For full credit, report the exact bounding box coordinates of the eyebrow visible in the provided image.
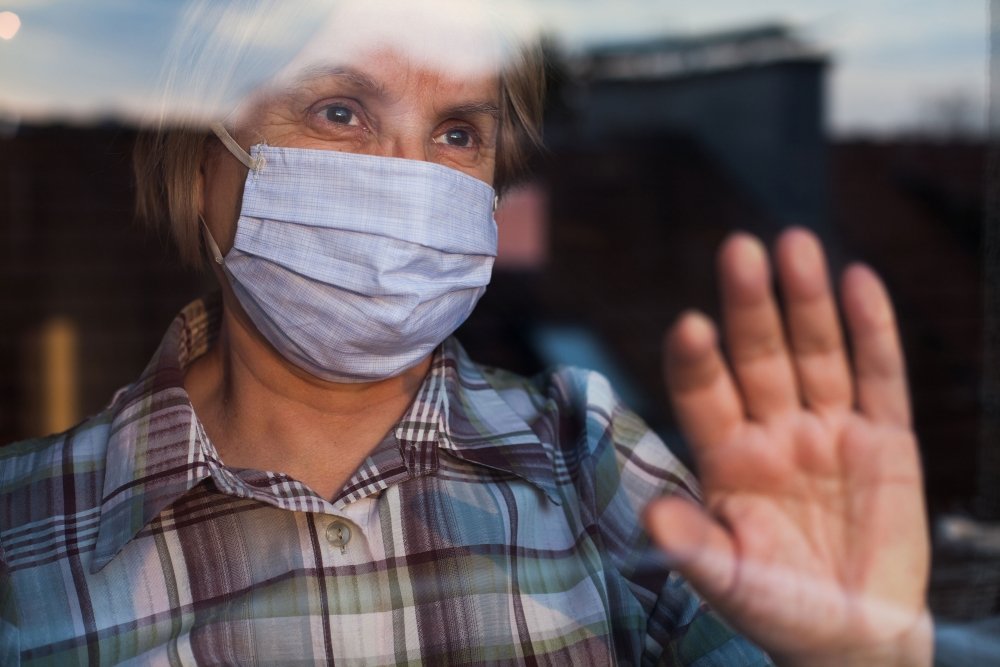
[293,65,388,97]
[442,101,501,121]
[290,64,500,121]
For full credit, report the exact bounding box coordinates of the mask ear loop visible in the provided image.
[199,215,225,266]
[210,122,266,172]
[201,122,260,266]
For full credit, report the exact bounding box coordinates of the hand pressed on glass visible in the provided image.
[646,228,931,666]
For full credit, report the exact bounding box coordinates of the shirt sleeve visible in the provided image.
[0,544,20,667]
[550,366,774,666]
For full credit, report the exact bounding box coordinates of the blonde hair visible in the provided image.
[133,1,545,267]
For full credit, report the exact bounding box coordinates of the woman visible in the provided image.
[1,2,930,664]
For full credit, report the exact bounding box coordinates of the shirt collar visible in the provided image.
[91,296,222,572]
[433,338,559,505]
[92,296,557,573]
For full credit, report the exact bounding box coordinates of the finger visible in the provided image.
[644,496,737,603]
[841,264,910,427]
[664,311,744,449]
[718,233,799,420]
[773,228,853,412]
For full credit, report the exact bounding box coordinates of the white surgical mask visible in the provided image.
[203,124,497,382]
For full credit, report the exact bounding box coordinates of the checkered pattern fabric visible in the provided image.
[0,296,772,666]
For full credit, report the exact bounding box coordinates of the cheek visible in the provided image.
[449,159,496,190]
[477,148,498,188]
[202,154,248,252]
[478,160,497,188]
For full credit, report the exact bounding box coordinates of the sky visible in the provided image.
[538,0,989,135]
[0,0,989,135]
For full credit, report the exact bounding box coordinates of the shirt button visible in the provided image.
[325,520,352,553]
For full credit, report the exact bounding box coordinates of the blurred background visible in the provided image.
[0,0,997,659]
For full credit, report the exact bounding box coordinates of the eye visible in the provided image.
[433,127,476,148]
[321,104,359,126]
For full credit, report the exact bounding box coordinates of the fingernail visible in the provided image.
[849,265,892,325]
[667,311,717,364]
[682,311,715,339]
[729,235,768,284]
[788,232,822,278]
[860,280,891,325]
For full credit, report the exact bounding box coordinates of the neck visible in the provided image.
[184,299,431,498]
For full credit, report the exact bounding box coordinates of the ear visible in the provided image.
[195,133,249,261]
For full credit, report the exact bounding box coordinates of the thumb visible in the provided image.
[644,496,738,604]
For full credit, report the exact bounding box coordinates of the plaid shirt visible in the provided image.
[1,297,771,666]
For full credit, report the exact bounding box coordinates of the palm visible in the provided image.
[646,229,930,666]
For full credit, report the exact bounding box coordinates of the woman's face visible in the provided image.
[200,47,501,253]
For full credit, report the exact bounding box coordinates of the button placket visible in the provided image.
[325,520,352,554]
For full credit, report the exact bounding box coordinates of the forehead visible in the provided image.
[274,0,515,87]
[244,48,501,130]
[289,49,499,99]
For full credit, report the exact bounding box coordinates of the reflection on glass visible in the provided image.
[0,2,994,665]
[0,11,20,40]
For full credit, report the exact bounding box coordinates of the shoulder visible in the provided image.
[0,409,115,542]
[474,360,614,442]
[476,361,699,499]
[478,360,626,430]
[1,412,113,488]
